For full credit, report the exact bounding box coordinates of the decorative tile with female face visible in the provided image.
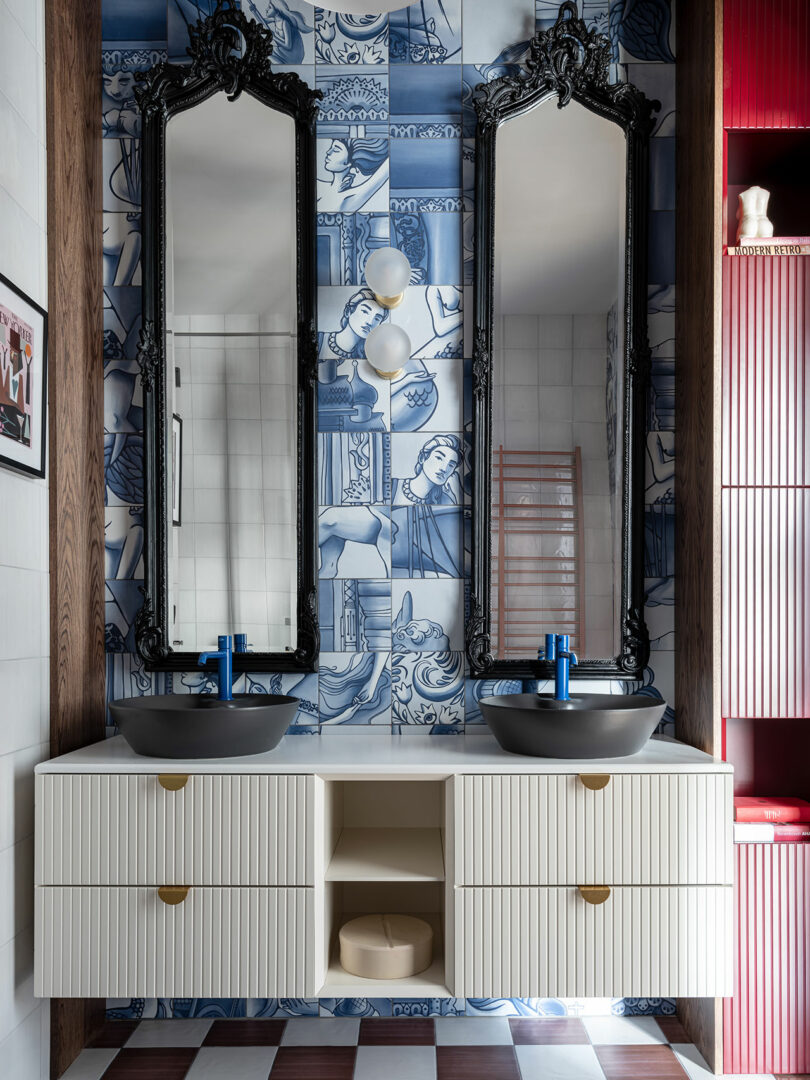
[391,579,465,651]
[319,579,392,651]
[390,432,467,508]
[317,211,390,286]
[317,286,393,432]
[317,135,389,213]
[319,432,391,505]
[315,11,389,65]
[391,506,464,578]
[318,506,391,579]
[318,651,392,725]
[391,650,465,726]
[389,0,462,64]
[102,45,166,138]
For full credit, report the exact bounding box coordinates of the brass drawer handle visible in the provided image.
[578,885,611,905]
[579,773,610,791]
[158,886,189,905]
[158,774,189,791]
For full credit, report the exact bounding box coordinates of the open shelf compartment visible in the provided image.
[315,778,453,996]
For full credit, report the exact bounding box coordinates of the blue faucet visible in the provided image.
[198,635,233,701]
[539,632,578,702]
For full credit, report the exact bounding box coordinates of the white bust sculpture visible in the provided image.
[736,185,774,243]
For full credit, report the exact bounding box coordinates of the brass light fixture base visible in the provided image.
[370,365,404,380]
[373,291,405,309]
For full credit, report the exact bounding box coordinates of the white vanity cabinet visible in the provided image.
[34,731,734,1001]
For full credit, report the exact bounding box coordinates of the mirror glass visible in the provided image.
[491,98,626,662]
[165,91,297,654]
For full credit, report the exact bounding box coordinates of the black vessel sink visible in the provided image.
[480,693,666,758]
[109,694,299,759]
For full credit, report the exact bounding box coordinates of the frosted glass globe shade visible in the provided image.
[365,323,411,379]
[365,247,411,304]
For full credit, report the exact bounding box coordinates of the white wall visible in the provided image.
[0,0,50,1075]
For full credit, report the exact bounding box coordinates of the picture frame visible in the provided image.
[0,272,48,479]
[171,413,182,527]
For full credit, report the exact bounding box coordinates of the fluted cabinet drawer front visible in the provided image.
[454,886,733,999]
[455,773,733,885]
[35,887,312,998]
[36,774,313,886]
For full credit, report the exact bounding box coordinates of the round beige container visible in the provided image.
[338,914,433,980]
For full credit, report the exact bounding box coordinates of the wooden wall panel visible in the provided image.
[45,0,105,1071]
[724,0,810,128]
[675,0,725,1069]
[723,843,810,1074]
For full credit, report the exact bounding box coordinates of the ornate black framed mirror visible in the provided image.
[466,2,658,680]
[134,1,321,672]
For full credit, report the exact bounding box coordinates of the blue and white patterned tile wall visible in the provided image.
[101,0,676,1016]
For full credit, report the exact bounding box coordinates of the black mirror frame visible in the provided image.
[133,1,321,672]
[466,2,658,680]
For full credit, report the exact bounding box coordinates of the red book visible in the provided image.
[734,796,810,823]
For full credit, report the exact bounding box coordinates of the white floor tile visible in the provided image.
[125,1019,213,1048]
[281,1018,360,1046]
[185,1046,277,1079]
[515,1044,606,1080]
[435,1017,513,1045]
[58,1049,118,1080]
[672,1047,774,1080]
[582,1015,667,1045]
[354,1046,437,1080]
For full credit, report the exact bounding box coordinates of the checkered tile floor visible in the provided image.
[63,1017,781,1080]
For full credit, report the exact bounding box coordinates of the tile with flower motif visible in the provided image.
[315,10,388,65]
[389,0,462,64]
[391,650,465,726]
[317,66,388,127]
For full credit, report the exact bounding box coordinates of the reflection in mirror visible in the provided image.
[165,91,297,654]
[491,99,625,661]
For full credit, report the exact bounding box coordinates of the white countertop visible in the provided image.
[35,730,732,777]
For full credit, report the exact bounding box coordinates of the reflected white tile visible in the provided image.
[228,524,266,559]
[538,314,573,348]
[190,348,226,383]
[226,384,262,420]
[224,313,260,334]
[226,349,260,384]
[538,387,572,422]
[573,348,606,386]
[57,1049,118,1080]
[538,422,573,451]
[515,1044,606,1080]
[230,456,264,490]
[194,524,227,557]
[582,1016,667,1045]
[574,386,606,422]
[190,383,221,420]
[503,348,541,385]
[262,420,295,456]
[355,1045,436,1080]
[194,590,229,624]
[192,418,227,455]
[281,1018,360,1045]
[503,314,537,348]
[435,1017,512,1045]
[573,314,606,348]
[125,1019,212,1047]
[193,453,227,490]
[228,420,263,455]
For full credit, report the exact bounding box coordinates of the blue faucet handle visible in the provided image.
[566,650,578,666]
[538,633,556,662]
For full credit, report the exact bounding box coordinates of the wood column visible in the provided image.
[45,0,106,1072]
[674,0,725,1072]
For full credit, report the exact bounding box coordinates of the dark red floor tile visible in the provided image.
[203,1019,287,1046]
[654,1016,691,1044]
[87,1022,141,1048]
[595,1044,689,1079]
[436,1046,520,1080]
[359,1018,435,1045]
[509,1017,589,1044]
[101,1047,198,1080]
[269,1046,356,1080]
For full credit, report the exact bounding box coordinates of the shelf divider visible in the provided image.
[325,827,445,882]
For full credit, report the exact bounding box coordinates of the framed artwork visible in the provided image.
[171,413,182,527]
[0,272,48,478]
